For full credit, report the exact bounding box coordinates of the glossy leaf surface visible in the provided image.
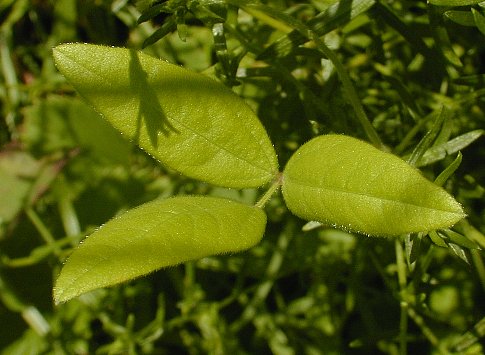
[282,135,465,237]
[54,196,266,303]
[52,44,278,188]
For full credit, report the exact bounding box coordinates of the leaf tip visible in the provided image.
[52,43,77,70]
[53,43,92,67]
[53,265,88,304]
[52,43,72,58]
[53,285,68,305]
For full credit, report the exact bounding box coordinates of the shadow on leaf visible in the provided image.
[129,49,179,147]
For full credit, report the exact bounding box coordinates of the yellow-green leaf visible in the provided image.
[54,196,266,303]
[52,43,278,188]
[472,8,485,36]
[282,135,465,237]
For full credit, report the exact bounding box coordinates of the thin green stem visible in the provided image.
[237,1,383,148]
[0,30,20,139]
[56,176,82,246]
[242,7,293,33]
[471,250,485,293]
[26,208,62,256]
[395,239,408,355]
[58,195,81,238]
[255,173,282,208]
[0,274,50,336]
[407,307,450,355]
[230,219,295,332]
[309,33,383,149]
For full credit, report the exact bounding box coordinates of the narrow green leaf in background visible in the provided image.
[54,196,267,303]
[407,106,448,167]
[142,16,177,48]
[442,229,479,249]
[0,151,61,239]
[21,95,131,163]
[445,10,476,27]
[52,44,278,188]
[282,135,465,237]
[434,152,463,187]
[453,73,485,86]
[0,161,31,237]
[429,230,449,248]
[256,0,376,59]
[429,0,484,6]
[416,129,483,167]
[137,2,171,24]
[472,8,485,36]
[372,2,434,58]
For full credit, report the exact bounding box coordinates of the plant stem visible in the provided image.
[471,250,485,293]
[395,239,408,355]
[0,30,20,140]
[0,274,50,336]
[309,33,383,149]
[230,219,294,332]
[26,208,62,256]
[407,307,450,355]
[255,173,282,208]
[238,2,383,148]
[58,193,81,239]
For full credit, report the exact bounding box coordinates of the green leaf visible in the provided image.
[441,229,480,249]
[453,73,485,86]
[444,10,476,26]
[428,5,463,68]
[405,234,423,265]
[187,2,225,25]
[416,129,483,167]
[428,230,449,248]
[22,95,131,163]
[460,220,485,249]
[448,243,471,264]
[0,151,60,239]
[472,8,485,36]
[429,0,483,6]
[282,135,465,237]
[0,165,31,236]
[142,17,177,48]
[52,43,278,188]
[434,152,462,187]
[54,196,267,303]
[257,0,376,59]
[137,3,171,24]
[407,106,448,167]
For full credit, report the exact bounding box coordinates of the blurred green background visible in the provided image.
[1,0,485,354]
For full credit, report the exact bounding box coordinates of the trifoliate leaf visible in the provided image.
[282,135,465,237]
[52,43,278,188]
[54,196,266,303]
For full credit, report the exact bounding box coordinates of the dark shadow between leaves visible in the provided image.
[129,50,179,148]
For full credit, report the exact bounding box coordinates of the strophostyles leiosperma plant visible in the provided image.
[52,43,466,304]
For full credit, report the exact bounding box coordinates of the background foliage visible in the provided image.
[1,0,485,354]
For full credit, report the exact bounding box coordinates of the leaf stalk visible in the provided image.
[255,173,282,208]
